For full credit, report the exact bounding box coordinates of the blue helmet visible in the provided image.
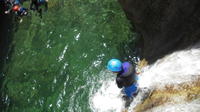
[107,59,122,72]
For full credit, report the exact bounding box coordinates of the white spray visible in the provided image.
[90,46,200,112]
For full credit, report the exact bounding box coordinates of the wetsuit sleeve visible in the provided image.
[121,64,135,77]
[116,77,123,88]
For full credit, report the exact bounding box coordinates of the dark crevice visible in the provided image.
[0,1,15,111]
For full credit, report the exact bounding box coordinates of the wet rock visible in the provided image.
[0,1,15,110]
[118,0,200,63]
[134,78,200,112]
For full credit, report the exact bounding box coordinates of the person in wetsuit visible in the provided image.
[4,0,19,14]
[4,0,28,16]
[13,5,27,16]
[12,4,28,22]
[30,0,48,17]
[107,58,138,107]
[4,0,28,22]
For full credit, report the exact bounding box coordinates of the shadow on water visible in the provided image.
[0,1,18,111]
[117,33,142,65]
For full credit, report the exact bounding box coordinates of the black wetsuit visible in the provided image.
[30,0,47,11]
[30,0,47,17]
[116,62,136,88]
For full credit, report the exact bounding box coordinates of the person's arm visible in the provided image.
[116,77,123,88]
[4,1,13,14]
[21,8,28,16]
[5,8,12,14]
[121,64,135,77]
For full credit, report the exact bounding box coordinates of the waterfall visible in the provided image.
[138,46,200,89]
[90,44,200,112]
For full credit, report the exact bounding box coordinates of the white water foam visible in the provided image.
[90,47,200,112]
[90,79,124,112]
[138,47,200,89]
[129,47,200,111]
[148,98,200,112]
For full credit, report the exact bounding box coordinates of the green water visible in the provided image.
[1,0,135,111]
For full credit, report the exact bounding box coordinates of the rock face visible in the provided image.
[118,0,200,63]
[0,1,14,110]
[0,2,14,67]
[134,79,200,112]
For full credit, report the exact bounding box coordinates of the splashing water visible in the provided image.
[130,46,200,111]
[148,98,200,112]
[90,80,123,112]
[90,46,200,112]
[138,47,200,89]
[89,71,125,112]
